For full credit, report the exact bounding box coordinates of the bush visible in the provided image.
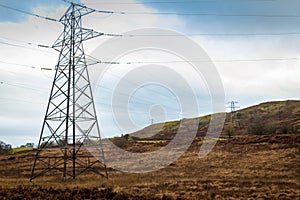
[224,123,234,138]
[112,136,128,148]
[247,117,276,135]
[0,141,12,155]
[247,118,264,135]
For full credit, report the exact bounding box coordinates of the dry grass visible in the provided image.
[0,134,299,199]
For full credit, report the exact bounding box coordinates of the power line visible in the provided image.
[62,1,300,18]
[86,0,277,4]
[0,1,290,37]
[1,56,300,73]
[0,58,198,115]
[86,0,217,5]
[62,1,116,14]
[210,58,300,62]
[0,79,182,114]
[95,70,182,108]
[0,34,118,54]
[0,60,40,69]
[92,9,300,18]
[2,31,300,53]
[0,78,183,117]
[0,40,30,49]
[0,38,56,54]
[0,3,58,22]
[0,60,55,74]
[121,32,300,37]
[72,30,300,37]
[2,1,300,26]
[0,78,202,122]
[0,81,48,94]
[88,57,300,65]
[0,36,45,47]
[119,12,300,18]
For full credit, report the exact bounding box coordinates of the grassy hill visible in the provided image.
[0,100,299,199]
[129,100,300,141]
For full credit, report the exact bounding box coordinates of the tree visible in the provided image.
[224,123,234,138]
[25,143,34,148]
[0,141,12,155]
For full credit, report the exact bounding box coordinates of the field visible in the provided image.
[0,134,299,199]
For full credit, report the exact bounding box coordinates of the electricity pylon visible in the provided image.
[30,3,107,181]
[227,101,240,129]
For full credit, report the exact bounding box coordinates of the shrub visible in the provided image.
[247,117,276,135]
[247,118,264,135]
[224,123,234,138]
[112,136,128,148]
[0,141,12,155]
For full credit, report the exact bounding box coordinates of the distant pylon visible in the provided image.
[30,3,107,181]
[227,101,240,129]
[150,118,154,125]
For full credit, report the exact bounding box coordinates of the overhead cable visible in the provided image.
[0,3,58,22]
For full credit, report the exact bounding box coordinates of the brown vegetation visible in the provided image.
[0,134,299,199]
[131,100,300,140]
[0,100,299,199]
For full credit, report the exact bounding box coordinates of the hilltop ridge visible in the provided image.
[129,100,300,140]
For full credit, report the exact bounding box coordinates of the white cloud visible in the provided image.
[193,35,300,109]
[0,1,184,146]
[1,1,300,146]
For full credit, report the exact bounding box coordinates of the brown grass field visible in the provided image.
[0,134,299,199]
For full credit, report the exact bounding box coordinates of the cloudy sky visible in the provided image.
[0,0,300,146]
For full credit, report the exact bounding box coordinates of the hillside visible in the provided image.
[0,133,299,199]
[130,100,300,140]
[0,100,299,199]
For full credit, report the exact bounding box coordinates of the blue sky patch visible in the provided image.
[0,0,81,23]
[137,0,300,33]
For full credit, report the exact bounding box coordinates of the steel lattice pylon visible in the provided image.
[30,3,107,181]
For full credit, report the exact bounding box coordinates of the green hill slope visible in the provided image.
[130,100,300,140]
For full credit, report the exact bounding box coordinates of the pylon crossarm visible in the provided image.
[81,28,104,41]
